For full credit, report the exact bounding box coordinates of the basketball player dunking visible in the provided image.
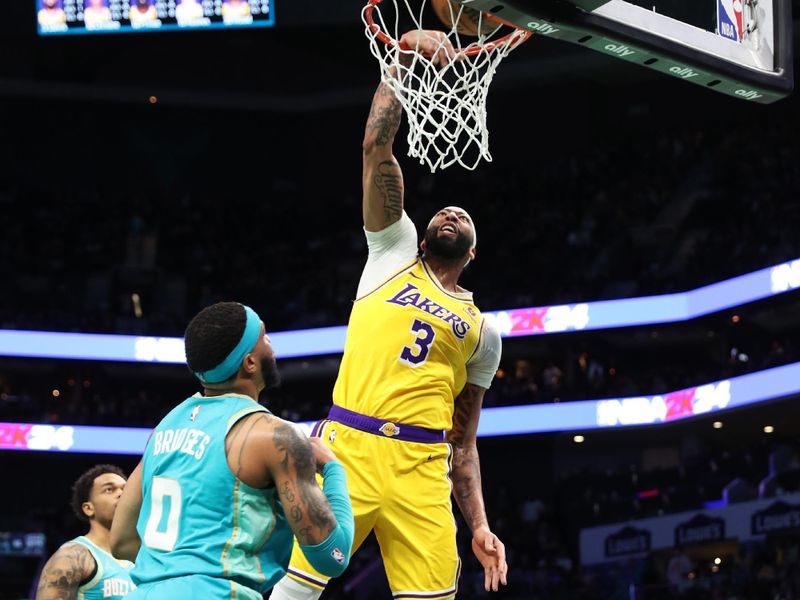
[272,29,506,600]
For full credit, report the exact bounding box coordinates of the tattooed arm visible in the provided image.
[225,413,339,545]
[448,383,508,592]
[362,29,456,232]
[35,543,96,600]
[268,422,341,546]
[362,77,405,233]
[226,412,353,577]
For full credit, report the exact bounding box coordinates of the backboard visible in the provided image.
[454,0,793,103]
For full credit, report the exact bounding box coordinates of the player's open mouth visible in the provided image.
[440,224,457,235]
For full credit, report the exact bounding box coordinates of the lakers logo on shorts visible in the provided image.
[379,422,400,437]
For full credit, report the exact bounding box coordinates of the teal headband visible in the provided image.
[195,305,262,384]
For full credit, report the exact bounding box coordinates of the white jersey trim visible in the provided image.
[356,212,419,299]
[465,317,502,390]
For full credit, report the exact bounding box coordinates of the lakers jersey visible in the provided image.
[335,251,489,431]
[38,9,67,25]
[69,536,135,599]
[132,393,291,599]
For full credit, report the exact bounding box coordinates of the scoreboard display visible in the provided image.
[36,0,274,35]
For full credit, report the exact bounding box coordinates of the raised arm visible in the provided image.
[447,383,508,592]
[35,543,96,600]
[362,30,456,232]
[362,78,405,232]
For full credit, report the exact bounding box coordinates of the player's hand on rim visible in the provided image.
[398,29,458,66]
[471,525,508,592]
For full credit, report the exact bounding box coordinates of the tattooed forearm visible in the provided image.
[274,423,315,477]
[447,383,482,446]
[374,160,403,224]
[273,423,338,545]
[35,544,93,600]
[290,505,303,523]
[363,79,405,230]
[448,383,490,532]
[280,480,295,503]
[451,444,489,532]
[366,83,402,147]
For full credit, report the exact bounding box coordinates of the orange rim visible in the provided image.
[364,0,532,55]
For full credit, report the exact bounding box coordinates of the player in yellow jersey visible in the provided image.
[38,0,67,27]
[129,0,157,23]
[83,0,112,25]
[271,29,506,600]
[222,0,251,18]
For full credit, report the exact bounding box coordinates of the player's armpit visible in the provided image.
[35,543,96,600]
[268,421,338,546]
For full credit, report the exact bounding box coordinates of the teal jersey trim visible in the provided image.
[70,536,135,599]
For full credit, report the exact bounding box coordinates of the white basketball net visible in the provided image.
[362,0,530,172]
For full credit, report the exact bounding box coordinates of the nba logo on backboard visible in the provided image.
[717,0,744,42]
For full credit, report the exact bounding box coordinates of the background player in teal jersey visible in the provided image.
[36,464,135,600]
[110,302,354,599]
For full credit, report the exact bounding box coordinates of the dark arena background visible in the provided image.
[2,0,800,598]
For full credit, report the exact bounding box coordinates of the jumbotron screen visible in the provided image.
[36,0,274,35]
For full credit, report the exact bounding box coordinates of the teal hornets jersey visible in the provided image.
[69,536,135,599]
[132,393,292,599]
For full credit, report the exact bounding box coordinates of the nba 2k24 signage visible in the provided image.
[596,381,731,427]
[751,501,800,535]
[0,423,75,451]
[675,513,726,546]
[604,526,651,558]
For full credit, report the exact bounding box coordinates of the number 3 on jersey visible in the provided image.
[400,319,436,367]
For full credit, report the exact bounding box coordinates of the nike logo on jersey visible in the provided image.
[386,283,472,339]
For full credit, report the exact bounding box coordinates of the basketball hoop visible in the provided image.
[362,0,531,172]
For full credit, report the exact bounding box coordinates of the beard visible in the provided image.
[424,223,473,262]
[260,356,281,390]
[95,510,114,531]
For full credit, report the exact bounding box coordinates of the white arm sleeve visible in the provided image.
[356,211,419,298]
[466,318,502,390]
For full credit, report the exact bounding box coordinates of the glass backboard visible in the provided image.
[455,0,793,102]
